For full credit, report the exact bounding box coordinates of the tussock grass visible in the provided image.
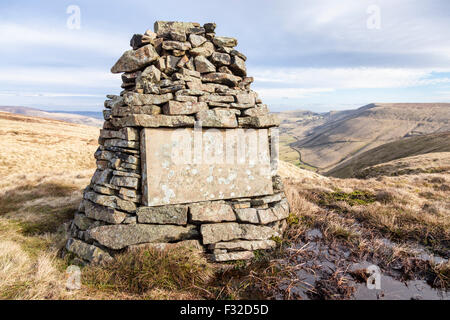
[0,234,68,299]
[83,246,214,295]
[317,190,376,207]
[0,113,100,299]
[433,262,450,288]
[280,161,450,290]
[281,161,450,256]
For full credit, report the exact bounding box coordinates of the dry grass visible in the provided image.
[0,112,98,190]
[279,161,449,291]
[0,174,95,299]
[0,113,99,299]
[356,152,450,178]
[0,240,66,299]
[280,161,450,256]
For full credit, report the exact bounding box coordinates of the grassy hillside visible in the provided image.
[279,103,450,172]
[0,112,100,299]
[326,131,450,178]
[355,152,450,179]
[0,112,99,184]
[0,113,448,300]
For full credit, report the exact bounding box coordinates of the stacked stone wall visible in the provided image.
[65,21,289,264]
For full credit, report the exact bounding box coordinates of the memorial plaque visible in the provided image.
[141,128,274,206]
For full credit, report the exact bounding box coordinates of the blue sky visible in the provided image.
[1,0,450,112]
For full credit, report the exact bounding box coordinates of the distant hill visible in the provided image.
[48,110,103,120]
[326,131,450,178]
[279,103,450,172]
[0,106,103,127]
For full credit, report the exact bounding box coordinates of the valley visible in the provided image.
[277,103,450,175]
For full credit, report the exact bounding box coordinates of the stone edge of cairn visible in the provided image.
[64,21,289,265]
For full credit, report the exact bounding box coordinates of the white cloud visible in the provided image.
[435,90,450,99]
[253,67,450,90]
[0,91,104,98]
[0,23,129,56]
[256,88,335,99]
[2,65,448,104]
[0,66,120,88]
[274,0,450,57]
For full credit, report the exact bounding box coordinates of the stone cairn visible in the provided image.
[65,21,289,264]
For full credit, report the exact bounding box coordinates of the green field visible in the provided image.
[279,134,317,172]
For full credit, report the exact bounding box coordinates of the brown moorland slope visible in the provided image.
[0,111,99,186]
[326,131,450,178]
[0,112,100,299]
[281,103,450,172]
[355,152,450,179]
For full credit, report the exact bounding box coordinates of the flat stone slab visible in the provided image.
[250,193,283,206]
[235,199,289,225]
[112,114,195,128]
[238,114,280,128]
[128,239,203,252]
[141,128,273,206]
[83,200,127,224]
[66,238,113,264]
[84,191,136,213]
[154,21,199,38]
[189,201,235,223]
[200,222,279,244]
[137,204,188,225]
[87,224,198,250]
[210,239,276,251]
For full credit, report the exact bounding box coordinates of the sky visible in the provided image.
[1,0,450,113]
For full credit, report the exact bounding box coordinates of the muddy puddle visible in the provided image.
[353,276,448,300]
[276,229,449,300]
[349,261,449,300]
